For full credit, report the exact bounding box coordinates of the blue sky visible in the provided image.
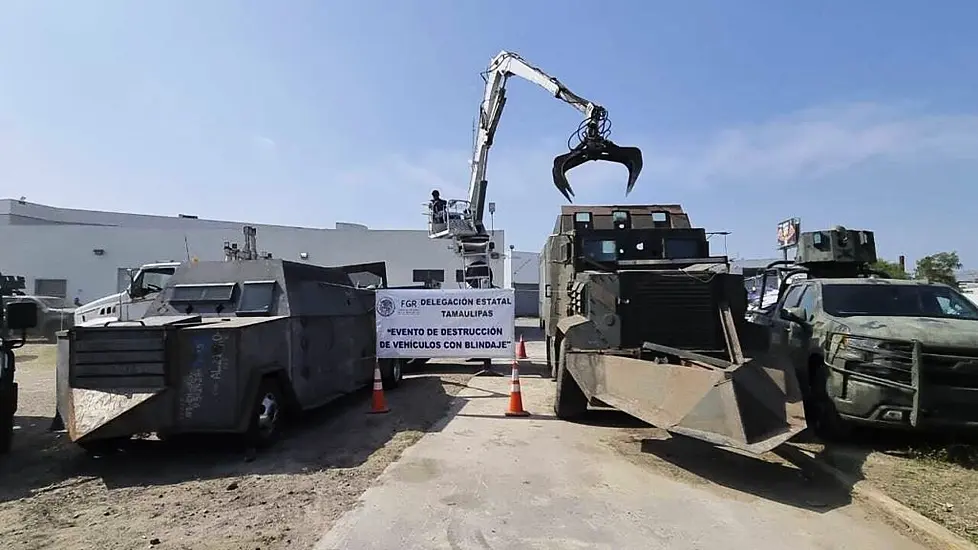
[1,1,976,267]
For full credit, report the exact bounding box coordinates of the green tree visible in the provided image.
[870,259,910,279]
[915,252,962,287]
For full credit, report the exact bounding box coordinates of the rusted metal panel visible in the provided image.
[565,349,806,454]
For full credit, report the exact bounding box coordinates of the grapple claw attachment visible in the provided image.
[552,138,644,202]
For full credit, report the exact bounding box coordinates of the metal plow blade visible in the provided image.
[552,138,644,202]
[565,351,807,455]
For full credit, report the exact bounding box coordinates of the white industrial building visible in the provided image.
[0,199,512,305]
[503,248,541,317]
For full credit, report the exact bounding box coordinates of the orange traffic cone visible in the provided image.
[505,361,530,417]
[516,335,528,360]
[368,363,390,414]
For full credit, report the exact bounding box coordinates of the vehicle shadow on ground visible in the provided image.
[567,407,855,512]
[639,434,854,513]
[794,427,978,483]
[0,373,467,502]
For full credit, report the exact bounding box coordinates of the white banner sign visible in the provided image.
[375,289,515,359]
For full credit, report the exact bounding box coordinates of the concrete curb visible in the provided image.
[777,445,976,550]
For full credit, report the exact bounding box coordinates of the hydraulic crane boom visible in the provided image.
[426,51,644,288]
[464,51,644,235]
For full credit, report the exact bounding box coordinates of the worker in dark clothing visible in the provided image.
[430,190,447,224]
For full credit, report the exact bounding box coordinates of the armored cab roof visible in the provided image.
[142,259,387,320]
[796,227,878,266]
[554,204,692,233]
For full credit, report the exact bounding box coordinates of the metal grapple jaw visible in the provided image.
[552,137,644,202]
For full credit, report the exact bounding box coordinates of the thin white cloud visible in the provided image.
[251,134,277,152]
[350,102,978,199]
[644,102,978,188]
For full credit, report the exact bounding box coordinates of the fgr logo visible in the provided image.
[377,297,396,317]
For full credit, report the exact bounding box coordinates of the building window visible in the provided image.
[413,269,445,289]
[455,269,465,283]
[34,278,67,298]
[413,269,445,283]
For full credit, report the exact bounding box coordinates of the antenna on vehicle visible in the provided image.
[183,235,192,262]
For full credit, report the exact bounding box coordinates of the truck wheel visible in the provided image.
[0,381,15,454]
[554,341,587,419]
[78,437,128,455]
[381,359,404,390]
[245,378,284,448]
[545,337,554,380]
[403,358,428,374]
[44,322,60,343]
[809,362,850,441]
[0,408,12,454]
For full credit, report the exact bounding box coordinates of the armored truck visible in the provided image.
[751,227,978,439]
[56,258,402,451]
[1,273,40,454]
[539,205,806,454]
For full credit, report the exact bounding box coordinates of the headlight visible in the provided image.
[836,335,885,361]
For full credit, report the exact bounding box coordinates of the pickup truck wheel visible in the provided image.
[245,379,284,449]
[810,363,850,441]
[554,341,587,419]
[381,359,404,390]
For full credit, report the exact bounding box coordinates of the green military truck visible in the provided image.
[751,226,978,439]
[539,204,805,455]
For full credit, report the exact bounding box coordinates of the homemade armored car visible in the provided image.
[540,205,806,454]
[56,259,401,450]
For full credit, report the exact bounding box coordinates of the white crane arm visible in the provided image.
[464,51,610,234]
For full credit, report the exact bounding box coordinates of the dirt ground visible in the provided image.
[797,434,978,545]
[0,344,474,550]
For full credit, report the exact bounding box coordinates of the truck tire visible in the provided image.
[44,322,60,343]
[78,437,128,455]
[0,412,11,454]
[554,341,587,419]
[381,358,404,390]
[545,337,554,380]
[0,381,15,454]
[403,358,429,374]
[809,359,850,441]
[245,378,285,449]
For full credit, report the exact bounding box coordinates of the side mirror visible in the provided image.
[779,306,807,325]
[6,301,38,330]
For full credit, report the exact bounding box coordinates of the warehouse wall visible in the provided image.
[0,224,506,303]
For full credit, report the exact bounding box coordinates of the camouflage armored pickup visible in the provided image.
[770,274,978,439]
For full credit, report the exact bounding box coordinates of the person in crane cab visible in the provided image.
[430,190,447,224]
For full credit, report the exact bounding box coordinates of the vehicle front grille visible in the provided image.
[70,326,169,390]
[618,270,731,352]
